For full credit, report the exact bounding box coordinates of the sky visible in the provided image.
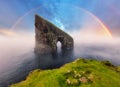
[0,0,120,36]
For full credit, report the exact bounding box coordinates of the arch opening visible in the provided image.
[57,41,62,53]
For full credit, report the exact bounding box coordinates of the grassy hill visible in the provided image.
[11,58,120,87]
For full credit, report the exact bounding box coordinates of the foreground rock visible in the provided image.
[34,15,74,54]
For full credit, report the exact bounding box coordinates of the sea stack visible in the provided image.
[34,15,74,54]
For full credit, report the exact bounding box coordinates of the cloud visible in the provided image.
[0,29,18,37]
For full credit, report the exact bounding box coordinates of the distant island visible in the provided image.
[11,58,120,87]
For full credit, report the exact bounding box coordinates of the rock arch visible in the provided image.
[34,15,74,54]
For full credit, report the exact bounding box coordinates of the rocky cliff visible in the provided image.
[34,15,73,54]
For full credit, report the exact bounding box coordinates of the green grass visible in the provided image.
[11,58,120,87]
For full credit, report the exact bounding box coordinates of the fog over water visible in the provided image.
[0,31,120,87]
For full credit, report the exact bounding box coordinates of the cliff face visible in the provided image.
[34,15,73,54]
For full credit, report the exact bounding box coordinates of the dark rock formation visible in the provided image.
[34,15,74,54]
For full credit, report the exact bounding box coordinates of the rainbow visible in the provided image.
[76,7,113,38]
[10,6,42,30]
[10,3,113,38]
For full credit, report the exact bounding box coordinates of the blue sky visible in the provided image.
[0,0,120,35]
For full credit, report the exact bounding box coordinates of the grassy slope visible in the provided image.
[11,58,120,87]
